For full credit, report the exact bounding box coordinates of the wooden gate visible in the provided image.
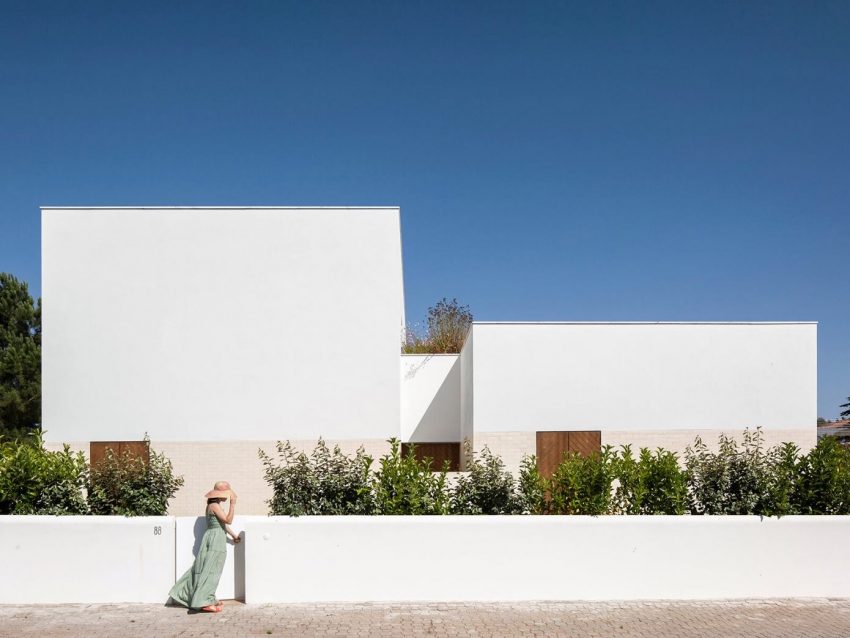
[535,431,601,477]
[89,441,150,468]
[401,442,461,472]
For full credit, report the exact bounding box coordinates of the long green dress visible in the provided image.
[169,508,227,609]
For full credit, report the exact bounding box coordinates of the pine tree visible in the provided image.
[0,273,41,433]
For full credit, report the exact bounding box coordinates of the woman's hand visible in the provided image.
[231,533,242,544]
[229,490,238,503]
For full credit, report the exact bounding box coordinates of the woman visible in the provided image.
[168,481,242,613]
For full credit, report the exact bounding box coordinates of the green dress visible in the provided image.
[169,509,227,609]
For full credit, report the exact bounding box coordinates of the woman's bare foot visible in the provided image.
[200,604,221,613]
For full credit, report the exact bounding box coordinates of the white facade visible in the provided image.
[39,206,817,512]
[41,207,405,443]
[463,322,816,434]
[400,354,460,442]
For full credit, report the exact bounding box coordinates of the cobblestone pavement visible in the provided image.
[3,599,850,637]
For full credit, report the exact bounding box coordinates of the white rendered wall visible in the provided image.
[245,516,850,602]
[0,516,174,604]
[175,516,247,600]
[41,207,405,442]
[2,515,846,603]
[468,323,816,433]
[459,330,474,448]
[400,355,460,442]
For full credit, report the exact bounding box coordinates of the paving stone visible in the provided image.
[2,599,850,637]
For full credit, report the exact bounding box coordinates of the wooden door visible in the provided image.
[401,442,461,472]
[535,431,601,478]
[90,441,150,468]
[535,432,571,479]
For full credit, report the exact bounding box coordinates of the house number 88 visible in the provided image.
[154,526,161,535]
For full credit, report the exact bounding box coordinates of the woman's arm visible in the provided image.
[225,524,241,543]
[225,491,237,524]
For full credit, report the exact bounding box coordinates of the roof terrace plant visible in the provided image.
[403,298,472,354]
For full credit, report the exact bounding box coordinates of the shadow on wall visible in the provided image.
[190,517,245,601]
[408,356,461,443]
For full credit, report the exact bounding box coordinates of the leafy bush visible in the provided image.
[260,439,377,516]
[685,428,779,515]
[517,454,547,514]
[0,431,88,514]
[611,446,687,515]
[451,444,521,514]
[253,432,850,518]
[548,447,615,515]
[792,436,850,514]
[761,442,801,516]
[374,439,449,514]
[87,439,183,516]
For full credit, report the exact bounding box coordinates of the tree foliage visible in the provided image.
[0,273,41,434]
[840,395,850,421]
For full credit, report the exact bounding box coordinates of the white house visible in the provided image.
[42,207,817,514]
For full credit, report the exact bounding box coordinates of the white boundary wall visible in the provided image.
[0,516,174,604]
[467,322,817,433]
[245,516,849,602]
[4,516,846,603]
[400,354,461,442]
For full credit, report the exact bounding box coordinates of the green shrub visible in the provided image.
[548,447,615,515]
[260,439,377,516]
[87,439,183,516]
[792,436,850,514]
[685,428,776,515]
[0,431,88,515]
[612,446,687,515]
[451,444,521,514]
[610,445,644,515]
[761,441,801,516]
[374,439,449,514]
[517,454,547,514]
[259,431,850,518]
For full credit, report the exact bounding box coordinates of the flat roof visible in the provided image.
[40,206,400,210]
[472,321,817,325]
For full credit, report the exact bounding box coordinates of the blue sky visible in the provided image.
[0,2,847,418]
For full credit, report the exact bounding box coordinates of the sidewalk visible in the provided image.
[3,599,850,637]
